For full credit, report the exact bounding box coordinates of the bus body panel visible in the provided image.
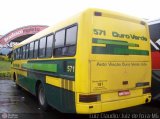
[76,9,151,113]
[13,58,77,113]
[90,14,151,93]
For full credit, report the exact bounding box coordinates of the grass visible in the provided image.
[0,60,11,71]
[0,60,11,78]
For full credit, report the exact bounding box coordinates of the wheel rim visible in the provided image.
[39,86,45,105]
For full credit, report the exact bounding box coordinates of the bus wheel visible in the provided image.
[38,83,48,111]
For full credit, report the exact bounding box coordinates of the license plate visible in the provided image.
[118,90,130,96]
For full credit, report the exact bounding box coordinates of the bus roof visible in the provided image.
[14,8,145,49]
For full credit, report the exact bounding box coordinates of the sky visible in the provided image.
[0,0,160,35]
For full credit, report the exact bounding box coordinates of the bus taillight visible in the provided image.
[143,87,151,94]
[79,94,101,103]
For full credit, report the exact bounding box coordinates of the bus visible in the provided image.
[11,8,151,114]
[148,20,160,100]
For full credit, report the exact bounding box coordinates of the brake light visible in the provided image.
[79,94,100,103]
[143,87,151,94]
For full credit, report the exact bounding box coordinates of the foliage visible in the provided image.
[0,60,11,71]
[0,60,11,78]
[0,71,11,78]
[0,55,10,61]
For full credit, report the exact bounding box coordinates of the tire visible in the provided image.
[38,83,49,111]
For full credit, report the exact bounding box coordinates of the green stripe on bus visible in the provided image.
[22,63,57,72]
[92,38,139,47]
[92,46,149,55]
[28,59,75,80]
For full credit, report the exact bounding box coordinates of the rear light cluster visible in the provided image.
[79,94,101,103]
[143,87,151,94]
[136,82,150,87]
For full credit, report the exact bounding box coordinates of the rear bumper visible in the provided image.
[76,94,151,114]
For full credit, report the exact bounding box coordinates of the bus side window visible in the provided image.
[34,40,39,58]
[22,45,26,59]
[54,30,65,57]
[19,47,23,59]
[63,25,77,56]
[29,42,34,59]
[25,44,29,59]
[17,48,20,60]
[46,35,54,57]
[13,50,16,60]
[39,37,46,58]
[14,50,17,60]
[15,49,18,60]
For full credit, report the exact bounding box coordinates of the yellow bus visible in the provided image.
[11,8,151,114]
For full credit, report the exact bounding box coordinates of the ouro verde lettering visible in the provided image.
[112,31,147,41]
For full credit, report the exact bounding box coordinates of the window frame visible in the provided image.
[54,23,78,57]
[46,33,54,58]
[33,39,39,59]
[13,23,78,59]
[38,36,47,58]
[54,29,65,49]
[65,25,78,46]
[22,45,26,59]
[17,48,20,60]
[13,50,16,60]
[29,42,34,59]
[25,44,29,59]
[20,47,23,60]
